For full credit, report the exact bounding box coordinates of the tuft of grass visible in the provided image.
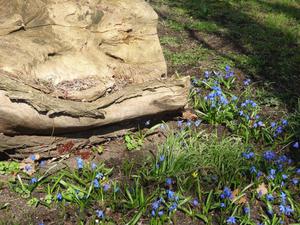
[148,128,247,185]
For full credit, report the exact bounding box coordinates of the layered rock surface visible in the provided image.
[0,0,189,139]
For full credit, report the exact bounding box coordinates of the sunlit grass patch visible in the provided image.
[163,47,210,66]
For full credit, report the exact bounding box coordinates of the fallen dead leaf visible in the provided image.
[256,183,268,196]
[182,110,198,121]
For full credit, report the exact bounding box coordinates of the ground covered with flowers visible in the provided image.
[0,0,299,224]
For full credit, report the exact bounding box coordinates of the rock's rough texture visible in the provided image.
[0,0,167,101]
[0,0,189,139]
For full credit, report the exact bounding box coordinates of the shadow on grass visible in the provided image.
[157,0,300,108]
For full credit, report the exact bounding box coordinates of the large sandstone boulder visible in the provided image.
[0,0,189,138]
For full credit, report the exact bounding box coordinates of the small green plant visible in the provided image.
[0,161,19,175]
[124,133,144,151]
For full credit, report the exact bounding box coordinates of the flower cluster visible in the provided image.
[150,179,180,218]
[204,85,229,108]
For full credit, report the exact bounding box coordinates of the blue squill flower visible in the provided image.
[263,150,276,161]
[93,179,100,188]
[243,207,250,214]
[226,216,236,224]
[158,210,164,217]
[57,193,63,201]
[91,163,97,171]
[194,120,201,127]
[293,141,299,149]
[30,177,38,184]
[96,210,104,219]
[103,184,110,192]
[250,166,257,174]
[243,79,251,86]
[166,178,172,186]
[292,178,299,185]
[192,198,199,206]
[76,157,84,169]
[281,119,288,126]
[168,202,178,212]
[266,194,274,202]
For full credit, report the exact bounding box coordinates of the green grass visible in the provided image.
[163,47,209,66]
[160,36,182,47]
[153,0,300,106]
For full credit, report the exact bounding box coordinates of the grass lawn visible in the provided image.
[0,0,299,225]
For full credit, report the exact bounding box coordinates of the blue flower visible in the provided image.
[292,178,299,185]
[96,210,104,219]
[280,192,286,204]
[186,120,192,127]
[271,122,276,128]
[225,65,231,72]
[166,178,172,186]
[256,171,263,178]
[221,187,232,199]
[281,119,288,126]
[244,207,250,214]
[263,150,276,161]
[220,202,226,208]
[296,168,300,174]
[278,155,288,163]
[266,194,274,202]
[57,193,63,201]
[293,141,299,149]
[152,200,160,210]
[282,174,288,180]
[30,155,36,161]
[267,209,273,216]
[194,120,201,127]
[192,198,199,206]
[151,210,156,217]
[168,202,178,212]
[243,79,251,86]
[239,110,244,116]
[258,121,264,127]
[25,165,32,172]
[204,71,210,79]
[242,152,255,159]
[270,169,276,175]
[274,126,283,137]
[103,184,110,192]
[91,163,97,171]
[93,179,100,188]
[166,190,175,200]
[30,177,38,184]
[96,172,104,179]
[268,169,276,180]
[250,166,257,174]
[159,155,165,162]
[225,71,234,79]
[226,216,236,224]
[279,204,293,216]
[39,160,46,167]
[191,78,198,86]
[177,120,183,127]
[231,95,238,101]
[76,157,84,170]
[158,210,164,217]
[145,120,151,126]
[38,222,44,225]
